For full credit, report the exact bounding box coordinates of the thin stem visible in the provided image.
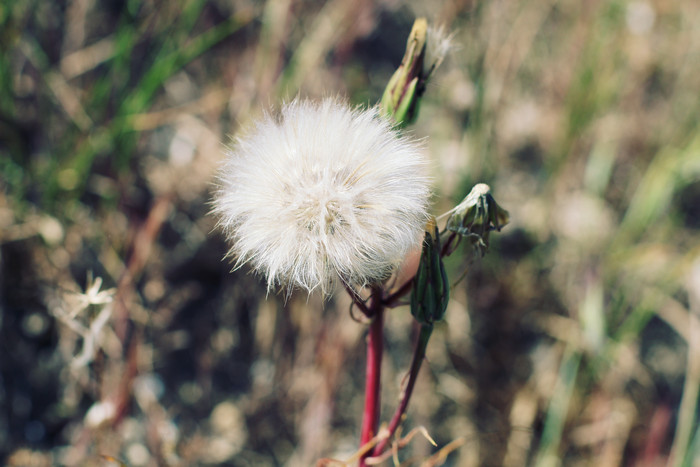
[372,324,432,458]
[383,278,414,308]
[359,288,385,466]
[344,281,372,317]
[440,230,458,257]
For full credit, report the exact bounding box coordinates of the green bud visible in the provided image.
[411,219,450,326]
[445,183,510,255]
[380,18,427,126]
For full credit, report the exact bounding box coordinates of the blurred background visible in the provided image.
[1,0,700,465]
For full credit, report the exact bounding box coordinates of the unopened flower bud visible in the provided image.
[410,219,449,326]
[380,18,426,125]
[380,18,453,126]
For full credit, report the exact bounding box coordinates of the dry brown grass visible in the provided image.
[1,0,700,465]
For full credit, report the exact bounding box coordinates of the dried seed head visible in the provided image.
[213,98,431,297]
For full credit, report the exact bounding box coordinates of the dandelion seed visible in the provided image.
[213,98,431,296]
[425,25,455,78]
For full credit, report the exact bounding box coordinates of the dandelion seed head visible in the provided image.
[213,98,431,296]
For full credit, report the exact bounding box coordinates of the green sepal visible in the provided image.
[392,77,419,126]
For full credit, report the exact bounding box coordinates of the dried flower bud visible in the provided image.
[443,183,510,255]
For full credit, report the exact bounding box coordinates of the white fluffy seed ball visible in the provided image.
[213,98,431,296]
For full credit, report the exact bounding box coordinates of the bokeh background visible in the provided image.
[2,0,700,465]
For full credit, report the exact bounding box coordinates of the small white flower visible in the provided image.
[213,98,431,296]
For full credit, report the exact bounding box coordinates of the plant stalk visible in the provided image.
[372,324,432,458]
[359,290,385,466]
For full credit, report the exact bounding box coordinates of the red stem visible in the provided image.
[359,290,385,466]
[372,324,432,457]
